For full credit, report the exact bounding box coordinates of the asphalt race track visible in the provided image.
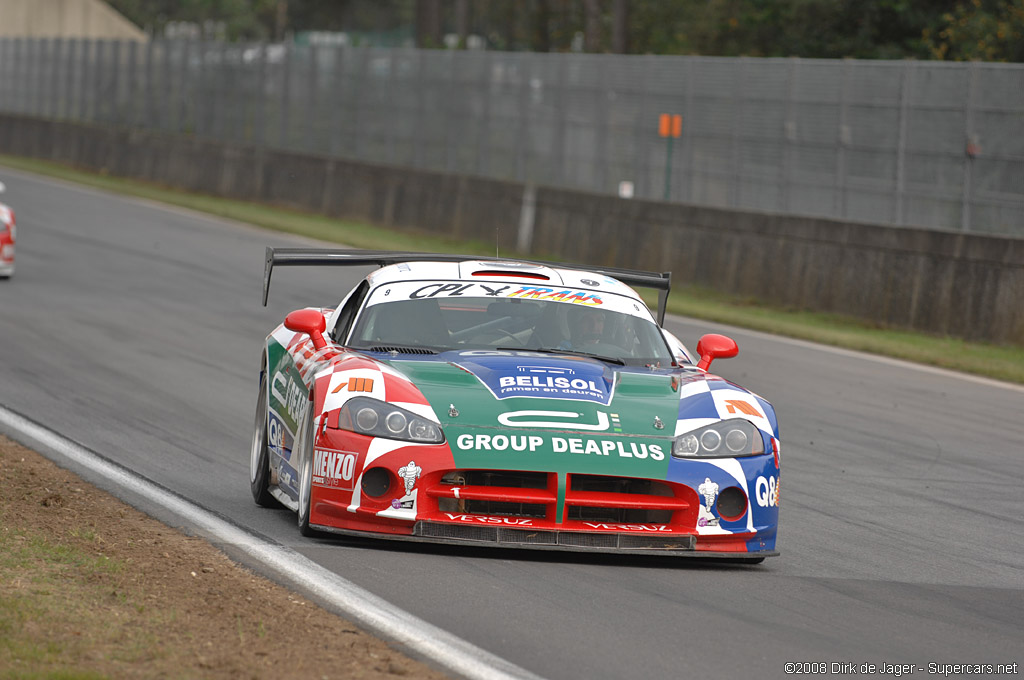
[1,166,1022,679]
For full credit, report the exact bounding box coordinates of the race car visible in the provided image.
[0,181,14,278]
[251,249,780,560]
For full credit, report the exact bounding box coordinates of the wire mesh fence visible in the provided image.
[1,37,1022,236]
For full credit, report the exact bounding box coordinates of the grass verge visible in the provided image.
[0,435,449,679]
[3,153,1022,385]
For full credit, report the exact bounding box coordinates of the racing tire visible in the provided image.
[249,367,279,508]
[295,401,320,537]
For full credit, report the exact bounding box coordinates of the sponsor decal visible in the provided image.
[519,365,573,376]
[755,475,779,507]
[610,413,622,433]
[268,412,286,450]
[497,410,610,431]
[454,433,665,460]
[397,460,423,496]
[388,282,606,306]
[498,373,605,399]
[444,514,535,526]
[279,466,295,490]
[697,477,720,527]
[456,433,544,452]
[582,523,672,532]
[312,448,357,489]
[411,283,476,298]
[507,285,602,306]
[724,399,761,417]
[332,376,375,393]
[453,354,613,404]
[271,372,307,419]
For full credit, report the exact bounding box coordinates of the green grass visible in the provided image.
[3,153,1022,385]
[0,527,127,677]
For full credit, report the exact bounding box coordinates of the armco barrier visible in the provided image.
[1,113,1021,345]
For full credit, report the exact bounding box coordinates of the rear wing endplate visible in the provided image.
[263,247,672,326]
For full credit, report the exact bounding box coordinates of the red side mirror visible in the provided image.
[284,309,327,350]
[695,333,738,371]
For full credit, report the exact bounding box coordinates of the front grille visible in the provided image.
[462,470,549,488]
[426,470,695,527]
[414,522,696,553]
[437,499,548,518]
[434,470,551,519]
[556,532,618,549]
[565,474,688,524]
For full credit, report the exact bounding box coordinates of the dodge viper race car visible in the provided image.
[0,181,14,278]
[251,249,780,560]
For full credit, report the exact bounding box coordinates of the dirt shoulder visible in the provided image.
[0,434,450,680]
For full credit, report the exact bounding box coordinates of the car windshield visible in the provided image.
[347,283,675,366]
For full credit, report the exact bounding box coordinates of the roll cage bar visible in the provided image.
[263,247,672,326]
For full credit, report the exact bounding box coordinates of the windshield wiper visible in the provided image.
[496,347,626,365]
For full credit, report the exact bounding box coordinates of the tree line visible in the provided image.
[106,0,1024,62]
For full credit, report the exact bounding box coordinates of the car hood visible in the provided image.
[374,350,774,478]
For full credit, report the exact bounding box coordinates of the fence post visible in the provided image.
[126,40,139,127]
[26,38,37,117]
[217,40,231,142]
[65,37,78,121]
[894,59,914,226]
[444,49,456,172]
[279,42,292,147]
[177,40,191,134]
[781,57,800,213]
[160,40,172,132]
[554,56,568,187]
[413,48,424,168]
[352,48,369,160]
[477,50,492,176]
[682,56,694,203]
[961,62,978,233]
[730,57,747,209]
[12,38,25,114]
[195,39,207,136]
[385,49,396,164]
[110,40,122,126]
[143,39,154,131]
[836,58,852,218]
[254,42,267,147]
[46,39,58,119]
[306,44,318,154]
[594,55,609,194]
[79,39,91,122]
[515,53,530,183]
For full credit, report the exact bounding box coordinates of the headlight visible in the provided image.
[672,419,764,458]
[337,397,444,444]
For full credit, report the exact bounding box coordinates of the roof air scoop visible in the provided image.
[471,270,550,281]
[464,260,554,281]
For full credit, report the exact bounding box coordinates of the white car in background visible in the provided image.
[0,181,14,278]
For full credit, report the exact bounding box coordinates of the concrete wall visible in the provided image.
[0,0,146,40]
[1,113,1021,345]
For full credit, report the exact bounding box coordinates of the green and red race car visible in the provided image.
[251,249,780,560]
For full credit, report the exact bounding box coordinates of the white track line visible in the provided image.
[0,405,544,680]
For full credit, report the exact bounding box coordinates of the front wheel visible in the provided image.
[249,368,278,508]
[295,402,319,537]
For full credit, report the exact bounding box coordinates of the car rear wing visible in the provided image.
[263,247,673,326]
